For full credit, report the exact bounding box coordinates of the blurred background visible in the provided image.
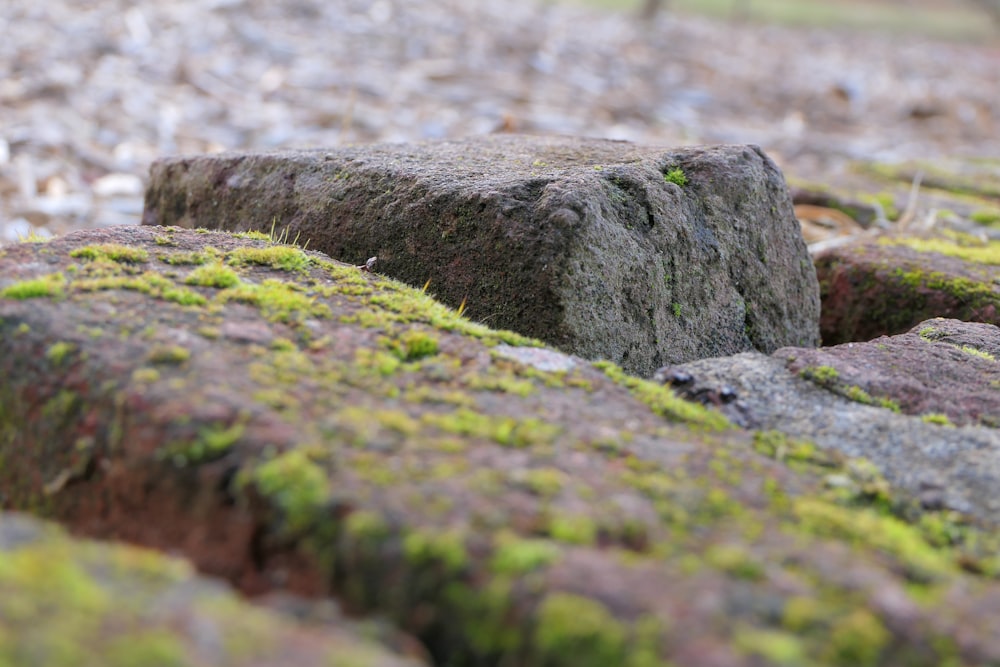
[1,0,998,240]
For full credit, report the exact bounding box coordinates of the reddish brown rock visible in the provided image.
[6,226,1000,666]
[0,511,424,667]
[815,234,1000,345]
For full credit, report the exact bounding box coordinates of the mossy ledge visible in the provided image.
[4,226,1000,665]
[0,512,422,666]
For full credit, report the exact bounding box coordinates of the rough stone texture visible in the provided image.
[815,233,1000,345]
[9,227,1000,666]
[142,136,820,376]
[664,318,1000,524]
[0,511,424,667]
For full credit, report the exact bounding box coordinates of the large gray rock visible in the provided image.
[661,318,1000,525]
[142,136,820,376]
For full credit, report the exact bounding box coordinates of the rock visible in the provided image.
[663,318,1000,524]
[0,511,424,667]
[141,136,820,376]
[6,226,1000,665]
[815,232,1000,345]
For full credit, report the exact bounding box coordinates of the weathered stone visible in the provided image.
[0,511,424,667]
[6,227,1000,666]
[815,232,1000,345]
[142,136,820,376]
[664,318,1000,524]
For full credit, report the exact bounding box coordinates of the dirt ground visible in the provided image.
[1,0,998,241]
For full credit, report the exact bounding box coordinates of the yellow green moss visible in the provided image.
[240,449,330,534]
[959,344,995,361]
[184,262,240,288]
[218,279,330,324]
[74,272,206,307]
[161,422,245,466]
[704,544,764,581]
[147,345,190,365]
[421,409,560,448]
[921,413,955,426]
[1,272,66,299]
[403,528,468,573]
[46,341,76,366]
[594,360,731,430]
[792,498,955,582]
[490,535,561,575]
[735,628,806,666]
[880,235,1000,265]
[533,593,626,667]
[70,244,149,264]
[547,513,597,545]
[386,329,440,361]
[227,245,311,272]
[826,609,890,667]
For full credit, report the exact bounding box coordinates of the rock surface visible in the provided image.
[142,136,820,376]
[815,232,1000,345]
[6,227,1000,665]
[0,511,424,667]
[663,318,1000,523]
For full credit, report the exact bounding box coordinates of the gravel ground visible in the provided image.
[1,0,998,240]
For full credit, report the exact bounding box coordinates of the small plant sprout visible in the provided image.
[664,167,688,187]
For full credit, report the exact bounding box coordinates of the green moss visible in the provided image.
[517,467,567,497]
[104,631,186,667]
[826,609,890,667]
[490,535,561,574]
[158,249,219,265]
[663,167,688,187]
[533,593,626,667]
[881,235,1000,266]
[704,544,764,581]
[241,449,330,533]
[752,431,841,471]
[218,279,330,324]
[161,422,244,466]
[74,272,207,307]
[147,345,190,365]
[184,262,240,288]
[131,367,161,383]
[444,577,523,655]
[387,329,440,361]
[671,302,681,317]
[70,244,149,264]
[799,365,839,384]
[594,360,731,430]
[227,245,311,272]
[343,510,389,541]
[960,344,995,361]
[793,498,955,582]
[403,528,468,573]
[233,230,273,241]
[422,409,560,448]
[547,513,597,545]
[782,595,824,633]
[46,341,76,366]
[970,208,1000,226]
[1,272,66,299]
[735,629,806,666]
[921,413,955,426]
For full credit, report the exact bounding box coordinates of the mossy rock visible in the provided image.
[816,232,1000,345]
[0,511,424,667]
[142,136,820,376]
[3,226,1000,666]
